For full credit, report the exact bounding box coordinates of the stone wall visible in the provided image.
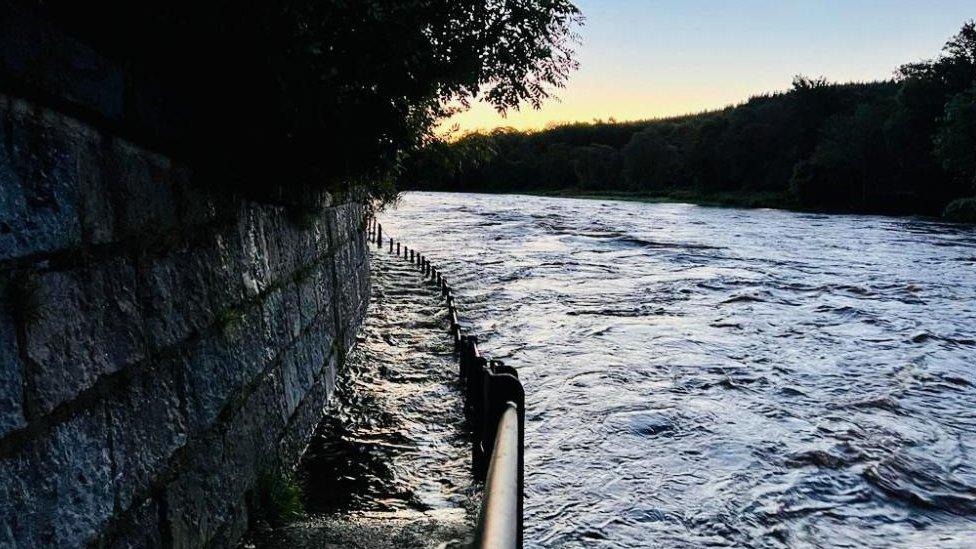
[0,4,371,547]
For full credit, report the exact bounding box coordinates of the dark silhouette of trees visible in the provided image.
[936,88,976,192]
[32,0,581,204]
[404,21,976,220]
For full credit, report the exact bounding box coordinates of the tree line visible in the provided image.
[401,22,976,220]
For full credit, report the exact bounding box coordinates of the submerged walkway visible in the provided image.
[251,249,477,548]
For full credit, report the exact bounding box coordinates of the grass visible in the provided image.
[255,469,305,527]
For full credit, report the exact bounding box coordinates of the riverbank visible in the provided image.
[245,250,477,549]
[410,187,976,221]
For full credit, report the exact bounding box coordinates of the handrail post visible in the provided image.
[477,403,523,549]
[378,229,524,548]
[475,367,524,549]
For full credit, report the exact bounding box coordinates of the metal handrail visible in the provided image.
[478,403,521,549]
[365,215,525,548]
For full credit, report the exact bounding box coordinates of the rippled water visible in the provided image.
[253,252,476,548]
[378,192,976,548]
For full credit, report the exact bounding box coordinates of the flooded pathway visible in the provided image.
[252,249,478,548]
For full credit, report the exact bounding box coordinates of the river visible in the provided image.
[377,192,976,548]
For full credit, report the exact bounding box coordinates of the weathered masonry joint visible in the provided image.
[0,5,370,547]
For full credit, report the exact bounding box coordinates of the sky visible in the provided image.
[441,0,975,134]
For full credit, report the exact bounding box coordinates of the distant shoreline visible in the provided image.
[520,188,800,211]
[402,188,976,222]
[405,188,818,213]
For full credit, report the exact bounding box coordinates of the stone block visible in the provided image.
[333,202,361,245]
[262,207,296,284]
[139,243,218,351]
[106,496,163,549]
[320,206,339,254]
[298,210,330,263]
[0,408,114,547]
[25,258,145,413]
[311,261,338,324]
[206,502,249,549]
[181,304,264,434]
[0,308,26,437]
[167,370,285,548]
[260,286,302,367]
[295,270,321,332]
[280,338,313,419]
[236,203,273,298]
[165,431,232,549]
[277,350,339,465]
[0,96,84,261]
[200,227,247,315]
[306,323,332,381]
[229,370,288,470]
[332,238,355,287]
[104,140,179,241]
[108,358,187,510]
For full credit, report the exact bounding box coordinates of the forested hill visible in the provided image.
[402,23,976,221]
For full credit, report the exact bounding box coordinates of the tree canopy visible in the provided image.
[36,0,582,204]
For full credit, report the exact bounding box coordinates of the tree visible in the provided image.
[622,127,680,191]
[791,100,896,210]
[936,88,976,192]
[35,1,582,204]
[572,144,622,190]
[400,20,976,219]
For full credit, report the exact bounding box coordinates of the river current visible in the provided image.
[377,192,976,548]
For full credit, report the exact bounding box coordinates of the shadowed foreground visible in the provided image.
[247,250,478,548]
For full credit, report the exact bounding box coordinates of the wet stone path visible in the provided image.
[252,249,478,548]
